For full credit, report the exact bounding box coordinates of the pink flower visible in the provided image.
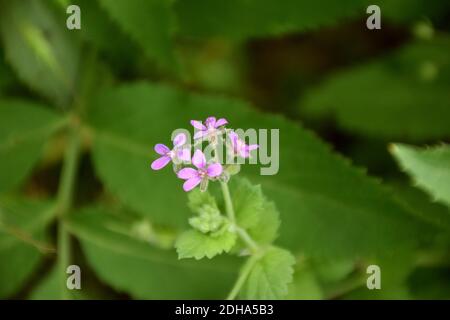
[151,133,190,170]
[177,150,223,191]
[229,131,259,158]
[191,116,228,140]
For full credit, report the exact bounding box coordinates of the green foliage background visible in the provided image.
[0,0,449,299]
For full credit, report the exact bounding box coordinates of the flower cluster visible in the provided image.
[151,116,258,192]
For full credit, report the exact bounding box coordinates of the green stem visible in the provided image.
[226,254,260,300]
[220,181,236,223]
[56,120,81,300]
[220,181,259,252]
[220,180,262,299]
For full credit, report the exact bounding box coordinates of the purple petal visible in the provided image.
[192,149,206,169]
[214,118,228,128]
[177,168,198,180]
[228,131,238,145]
[177,148,191,162]
[207,163,223,177]
[239,149,250,158]
[248,144,259,151]
[183,177,202,192]
[151,156,171,170]
[154,144,170,155]
[191,120,206,130]
[173,133,186,147]
[194,131,207,140]
[205,116,216,128]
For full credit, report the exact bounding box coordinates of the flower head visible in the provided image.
[191,116,228,140]
[177,149,223,192]
[229,131,259,158]
[151,133,190,170]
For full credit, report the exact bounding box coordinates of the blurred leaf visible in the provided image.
[343,253,415,299]
[381,0,450,23]
[301,36,450,140]
[99,0,177,72]
[0,198,55,298]
[87,82,435,260]
[240,246,295,299]
[175,229,237,260]
[175,0,450,40]
[175,0,370,39]
[409,267,450,299]
[66,207,239,299]
[287,263,323,299]
[72,0,129,52]
[391,181,450,233]
[0,100,63,193]
[0,53,14,95]
[0,0,79,105]
[312,258,355,284]
[391,144,450,207]
[29,264,112,300]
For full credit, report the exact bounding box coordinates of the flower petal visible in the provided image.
[154,144,170,155]
[183,176,202,192]
[248,144,259,151]
[205,116,216,128]
[207,163,223,177]
[192,149,206,169]
[214,118,228,128]
[177,148,191,162]
[239,149,250,158]
[177,168,198,180]
[228,131,238,145]
[191,120,206,130]
[194,131,207,140]
[173,133,186,147]
[151,156,171,170]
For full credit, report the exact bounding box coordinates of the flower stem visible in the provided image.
[220,180,262,299]
[226,254,260,300]
[220,181,236,223]
[56,119,81,300]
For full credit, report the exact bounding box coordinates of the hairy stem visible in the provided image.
[226,254,260,300]
[56,119,81,300]
[220,181,236,223]
[220,180,261,299]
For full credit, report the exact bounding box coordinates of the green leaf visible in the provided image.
[66,207,240,299]
[187,189,218,214]
[391,144,450,207]
[0,0,79,105]
[174,0,449,40]
[229,178,280,246]
[301,37,450,140]
[241,246,295,299]
[99,0,177,72]
[231,178,264,229]
[29,264,113,300]
[0,100,63,193]
[0,198,55,298]
[175,0,372,39]
[87,82,435,260]
[287,263,323,300]
[175,229,237,260]
[390,181,450,232]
